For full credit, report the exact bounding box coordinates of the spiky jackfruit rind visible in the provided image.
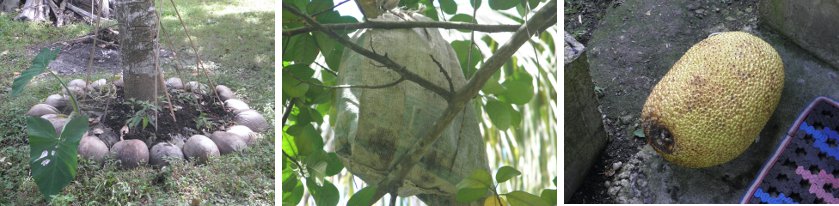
[641,31,785,168]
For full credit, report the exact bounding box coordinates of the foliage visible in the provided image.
[453,167,556,206]
[2,0,275,203]
[11,47,90,201]
[125,99,161,130]
[282,0,557,204]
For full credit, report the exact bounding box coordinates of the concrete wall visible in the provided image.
[564,53,609,203]
[760,0,839,70]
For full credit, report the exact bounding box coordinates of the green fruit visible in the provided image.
[641,32,784,168]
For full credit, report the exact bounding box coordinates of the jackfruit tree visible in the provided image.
[282,0,558,205]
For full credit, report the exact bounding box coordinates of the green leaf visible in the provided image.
[141,116,149,129]
[282,69,310,98]
[495,166,521,183]
[305,150,328,180]
[451,40,482,78]
[347,185,378,206]
[324,152,344,176]
[28,114,88,200]
[540,189,557,205]
[449,14,476,33]
[482,70,505,95]
[422,0,438,21]
[439,0,457,14]
[633,128,646,138]
[287,34,320,65]
[489,0,518,10]
[510,107,522,127]
[306,0,334,15]
[456,169,492,202]
[528,0,540,8]
[307,178,339,206]
[12,47,60,97]
[501,80,533,105]
[470,0,482,9]
[504,191,549,206]
[281,131,299,157]
[282,175,304,205]
[282,167,298,191]
[485,100,512,130]
[287,124,323,156]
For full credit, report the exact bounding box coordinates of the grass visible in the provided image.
[0,0,275,204]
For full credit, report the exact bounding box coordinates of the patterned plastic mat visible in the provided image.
[742,97,839,204]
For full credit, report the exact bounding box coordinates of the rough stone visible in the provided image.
[63,86,85,98]
[759,0,839,69]
[564,51,609,202]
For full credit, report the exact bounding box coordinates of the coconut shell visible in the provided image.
[227,125,258,145]
[40,114,68,135]
[215,85,235,101]
[166,77,184,89]
[210,131,247,154]
[185,81,208,94]
[183,135,220,163]
[44,94,68,110]
[224,99,250,114]
[27,104,59,117]
[79,135,109,163]
[63,86,85,98]
[68,79,86,88]
[110,139,150,169]
[150,142,184,166]
[87,79,107,91]
[234,110,269,132]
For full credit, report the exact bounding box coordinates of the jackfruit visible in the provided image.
[641,31,784,168]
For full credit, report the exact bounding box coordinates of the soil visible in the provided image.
[29,28,178,75]
[75,86,232,148]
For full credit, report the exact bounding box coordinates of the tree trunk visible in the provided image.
[15,0,48,21]
[114,0,160,103]
[1,0,21,12]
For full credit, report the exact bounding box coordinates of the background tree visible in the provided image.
[282,0,558,205]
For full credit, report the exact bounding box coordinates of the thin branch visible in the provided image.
[430,55,454,93]
[283,20,520,36]
[294,73,405,89]
[368,0,557,202]
[311,0,351,17]
[282,3,453,101]
[282,98,295,126]
[313,62,338,76]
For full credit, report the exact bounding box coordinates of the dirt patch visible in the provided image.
[73,86,231,148]
[30,28,178,75]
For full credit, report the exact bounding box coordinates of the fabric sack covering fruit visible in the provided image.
[332,11,489,205]
[641,31,785,168]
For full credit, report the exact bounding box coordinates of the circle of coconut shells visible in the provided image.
[26,77,270,169]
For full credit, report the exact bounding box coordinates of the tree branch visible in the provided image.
[282,3,454,101]
[283,20,520,36]
[368,0,557,202]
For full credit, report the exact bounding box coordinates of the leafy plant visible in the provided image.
[12,47,90,200]
[453,166,556,206]
[125,99,160,130]
[195,112,217,131]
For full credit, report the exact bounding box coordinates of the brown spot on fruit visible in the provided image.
[643,118,675,154]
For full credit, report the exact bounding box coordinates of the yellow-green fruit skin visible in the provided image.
[641,32,784,168]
